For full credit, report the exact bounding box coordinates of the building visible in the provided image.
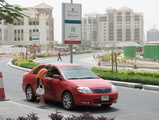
[82,12,99,47]
[82,7,144,48]
[147,28,159,42]
[0,3,54,52]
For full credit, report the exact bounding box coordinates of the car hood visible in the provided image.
[68,79,112,88]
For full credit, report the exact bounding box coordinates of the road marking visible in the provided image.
[3,100,69,117]
[6,100,52,112]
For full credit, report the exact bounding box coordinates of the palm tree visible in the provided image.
[0,0,26,24]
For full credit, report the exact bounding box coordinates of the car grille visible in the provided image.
[93,88,111,93]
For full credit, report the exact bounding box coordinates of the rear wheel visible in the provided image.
[62,92,75,110]
[101,103,112,107]
[26,85,37,102]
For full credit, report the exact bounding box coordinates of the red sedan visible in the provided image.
[22,63,118,110]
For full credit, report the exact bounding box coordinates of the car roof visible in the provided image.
[46,63,81,67]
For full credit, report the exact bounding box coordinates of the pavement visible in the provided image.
[7,57,159,92]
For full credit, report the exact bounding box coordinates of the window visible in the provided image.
[46,67,60,77]
[60,66,98,80]
[33,65,46,75]
[134,15,140,21]
[99,16,107,22]
[30,37,32,41]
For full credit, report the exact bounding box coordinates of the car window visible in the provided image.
[60,66,99,80]
[46,67,60,78]
[33,65,46,75]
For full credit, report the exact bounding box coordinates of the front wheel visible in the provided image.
[101,103,112,108]
[62,92,75,110]
[26,85,37,102]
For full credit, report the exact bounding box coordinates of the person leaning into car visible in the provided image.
[36,64,52,107]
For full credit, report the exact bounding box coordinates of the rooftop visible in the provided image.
[34,3,53,9]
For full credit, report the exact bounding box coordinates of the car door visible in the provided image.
[42,77,53,99]
[45,67,64,101]
[50,77,62,101]
[32,65,46,91]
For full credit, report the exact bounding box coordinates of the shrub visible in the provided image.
[6,111,115,120]
[92,67,159,85]
[19,62,41,69]
[48,110,63,120]
[12,57,42,69]
[36,53,48,57]
[6,113,39,120]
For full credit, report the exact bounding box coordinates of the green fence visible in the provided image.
[144,45,159,60]
[124,46,136,57]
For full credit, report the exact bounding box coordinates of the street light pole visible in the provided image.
[70,0,73,63]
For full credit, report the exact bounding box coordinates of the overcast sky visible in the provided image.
[5,0,159,42]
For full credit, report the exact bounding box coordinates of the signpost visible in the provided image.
[62,1,82,63]
[32,32,40,58]
[32,32,40,47]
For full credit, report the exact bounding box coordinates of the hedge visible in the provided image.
[91,67,159,85]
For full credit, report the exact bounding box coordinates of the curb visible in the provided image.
[7,61,30,72]
[7,61,159,92]
[143,85,159,91]
[109,80,159,92]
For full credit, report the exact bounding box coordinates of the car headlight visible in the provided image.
[111,85,117,92]
[77,87,93,93]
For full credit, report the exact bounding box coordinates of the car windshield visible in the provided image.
[60,66,99,80]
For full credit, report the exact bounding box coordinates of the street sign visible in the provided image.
[62,3,82,44]
[32,32,40,47]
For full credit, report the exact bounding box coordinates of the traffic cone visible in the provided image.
[133,65,138,69]
[98,61,101,66]
[0,72,9,101]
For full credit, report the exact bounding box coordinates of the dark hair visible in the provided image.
[45,64,52,69]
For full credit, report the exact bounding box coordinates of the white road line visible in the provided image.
[6,100,53,112]
[4,100,69,117]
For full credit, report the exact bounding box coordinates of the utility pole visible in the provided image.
[70,0,73,63]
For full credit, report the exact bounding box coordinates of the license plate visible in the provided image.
[101,95,109,101]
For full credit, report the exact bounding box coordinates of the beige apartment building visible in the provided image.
[82,7,144,48]
[0,3,54,52]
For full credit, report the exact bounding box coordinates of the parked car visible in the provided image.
[22,63,118,110]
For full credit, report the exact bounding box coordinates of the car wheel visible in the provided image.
[62,92,75,110]
[26,85,37,102]
[101,103,112,107]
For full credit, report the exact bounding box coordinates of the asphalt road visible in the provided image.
[0,52,159,120]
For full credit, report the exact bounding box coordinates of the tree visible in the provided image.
[0,0,26,24]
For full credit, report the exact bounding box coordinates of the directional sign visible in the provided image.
[62,3,82,44]
[32,32,40,47]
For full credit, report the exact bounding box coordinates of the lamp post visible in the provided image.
[70,0,73,63]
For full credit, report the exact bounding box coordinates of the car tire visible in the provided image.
[62,92,75,110]
[101,103,112,107]
[26,85,37,102]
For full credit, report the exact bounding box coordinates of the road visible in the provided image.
[0,52,159,120]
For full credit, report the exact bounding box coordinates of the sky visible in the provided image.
[5,0,159,43]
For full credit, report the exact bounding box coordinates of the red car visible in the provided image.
[22,63,118,110]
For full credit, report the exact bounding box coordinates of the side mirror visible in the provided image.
[53,74,61,79]
[96,74,101,77]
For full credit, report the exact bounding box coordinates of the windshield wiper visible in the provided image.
[80,77,98,79]
[68,77,80,80]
